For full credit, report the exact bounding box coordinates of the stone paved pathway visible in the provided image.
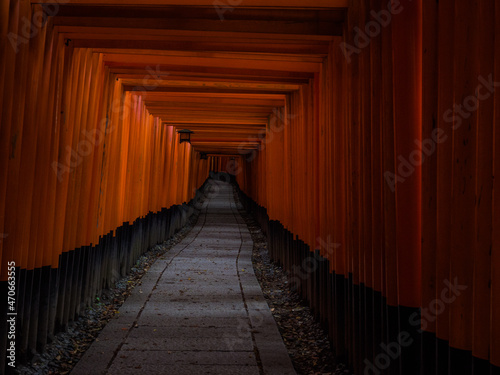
[71,180,296,375]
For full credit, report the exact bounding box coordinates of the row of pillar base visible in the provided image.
[0,186,207,374]
[237,188,500,375]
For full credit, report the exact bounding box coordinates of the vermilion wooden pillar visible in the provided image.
[420,0,438,372]
[490,2,500,368]
[391,0,422,309]
[449,2,477,369]
[472,0,495,365]
[435,0,454,357]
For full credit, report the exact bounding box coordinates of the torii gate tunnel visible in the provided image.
[1,0,500,374]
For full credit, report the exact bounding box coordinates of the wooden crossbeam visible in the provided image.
[100,53,321,72]
[34,0,348,8]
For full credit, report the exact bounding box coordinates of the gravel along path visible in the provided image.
[15,206,203,375]
[234,188,351,375]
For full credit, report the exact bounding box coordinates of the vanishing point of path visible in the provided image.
[71,181,296,375]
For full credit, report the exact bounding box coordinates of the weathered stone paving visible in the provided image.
[71,181,296,375]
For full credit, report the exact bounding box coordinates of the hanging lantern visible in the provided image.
[177,129,194,144]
